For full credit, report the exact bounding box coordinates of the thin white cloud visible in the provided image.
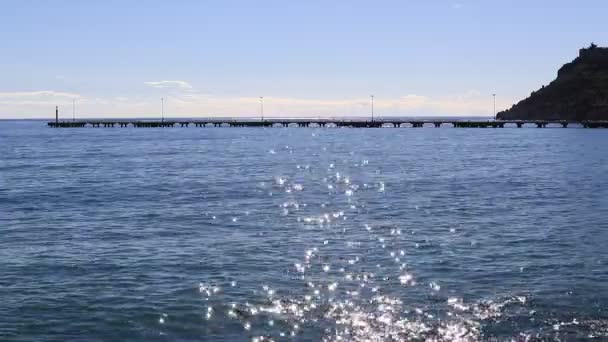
[144,80,193,90]
[452,3,464,9]
[457,90,481,99]
[0,90,81,106]
[0,90,81,99]
[0,91,512,119]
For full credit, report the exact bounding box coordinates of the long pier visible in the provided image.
[47,119,608,128]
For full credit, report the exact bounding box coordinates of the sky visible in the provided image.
[1,0,607,119]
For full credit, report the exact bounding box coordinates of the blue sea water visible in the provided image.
[1,120,608,341]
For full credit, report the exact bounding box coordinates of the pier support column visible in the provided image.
[561,122,568,128]
[434,122,441,128]
[516,123,523,128]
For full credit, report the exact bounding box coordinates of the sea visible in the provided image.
[1,120,608,341]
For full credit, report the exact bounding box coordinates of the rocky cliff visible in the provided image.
[497,44,608,121]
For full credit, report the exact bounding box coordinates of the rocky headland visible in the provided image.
[497,44,608,121]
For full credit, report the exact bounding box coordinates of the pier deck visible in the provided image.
[47,119,608,128]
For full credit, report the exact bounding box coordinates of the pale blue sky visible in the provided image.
[1,0,607,118]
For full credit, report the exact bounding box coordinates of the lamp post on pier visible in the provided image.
[370,95,374,122]
[493,93,496,120]
[161,97,164,123]
[260,96,264,121]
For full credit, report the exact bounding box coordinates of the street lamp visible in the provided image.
[260,96,264,121]
[493,94,496,120]
[161,97,164,123]
[370,95,374,122]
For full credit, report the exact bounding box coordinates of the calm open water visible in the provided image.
[1,120,608,341]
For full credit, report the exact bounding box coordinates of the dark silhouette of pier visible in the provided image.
[48,118,608,128]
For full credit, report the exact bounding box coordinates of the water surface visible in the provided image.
[1,121,608,341]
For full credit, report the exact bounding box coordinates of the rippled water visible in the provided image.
[2,120,608,341]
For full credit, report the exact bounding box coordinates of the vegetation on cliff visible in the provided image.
[497,44,608,121]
